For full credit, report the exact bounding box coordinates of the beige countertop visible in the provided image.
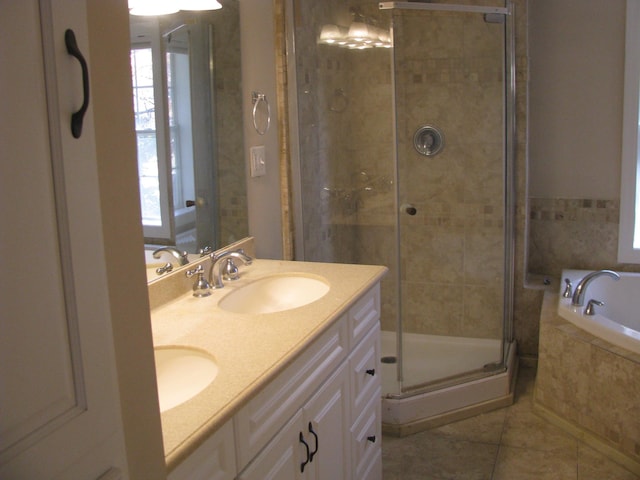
[150,259,387,470]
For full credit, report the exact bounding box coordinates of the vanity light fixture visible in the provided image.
[129,0,179,16]
[318,24,348,45]
[129,0,222,16]
[347,21,371,42]
[318,22,391,49]
[181,0,223,11]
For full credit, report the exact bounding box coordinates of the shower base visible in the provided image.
[381,332,517,436]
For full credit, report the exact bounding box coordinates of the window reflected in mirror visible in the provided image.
[129,3,248,261]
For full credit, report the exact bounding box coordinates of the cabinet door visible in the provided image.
[303,363,351,480]
[0,1,127,478]
[168,420,236,480]
[237,411,304,480]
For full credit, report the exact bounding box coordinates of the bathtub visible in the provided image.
[558,269,640,354]
[534,269,640,475]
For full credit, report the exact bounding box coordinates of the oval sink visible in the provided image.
[218,274,330,314]
[154,347,218,412]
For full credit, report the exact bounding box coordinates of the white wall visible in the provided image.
[529,0,625,199]
[240,0,284,259]
[87,0,167,477]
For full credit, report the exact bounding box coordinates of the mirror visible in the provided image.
[129,1,249,281]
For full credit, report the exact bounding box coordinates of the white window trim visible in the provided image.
[619,0,640,263]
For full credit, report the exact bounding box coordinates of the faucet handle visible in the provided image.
[208,249,253,289]
[222,257,240,281]
[562,278,572,298]
[585,299,604,316]
[155,262,173,275]
[199,245,214,257]
[185,265,212,297]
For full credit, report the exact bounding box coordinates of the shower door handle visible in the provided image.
[402,203,417,216]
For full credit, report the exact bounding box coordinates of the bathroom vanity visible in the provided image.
[149,258,387,479]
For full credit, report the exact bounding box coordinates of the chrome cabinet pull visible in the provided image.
[64,29,90,139]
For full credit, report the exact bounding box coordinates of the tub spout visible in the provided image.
[571,270,620,307]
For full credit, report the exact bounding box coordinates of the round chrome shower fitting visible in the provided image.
[413,124,445,157]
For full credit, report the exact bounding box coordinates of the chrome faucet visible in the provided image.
[571,269,620,306]
[208,250,253,289]
[152,246,189,266]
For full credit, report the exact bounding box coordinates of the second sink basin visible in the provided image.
[218,273,330,314]
[154,347,219,412]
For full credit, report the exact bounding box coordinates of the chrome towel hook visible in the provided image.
[251,91,271,135]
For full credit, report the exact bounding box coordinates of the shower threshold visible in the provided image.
[381,333,518,436]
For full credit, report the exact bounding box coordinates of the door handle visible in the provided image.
[64,29,90,139]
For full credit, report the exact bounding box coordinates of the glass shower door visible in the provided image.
[391,6,511,392]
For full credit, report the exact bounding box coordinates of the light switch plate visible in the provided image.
[250,145,266,177]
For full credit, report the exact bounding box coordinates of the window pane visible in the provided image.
[137,133,161,226]
[131,48,156,130]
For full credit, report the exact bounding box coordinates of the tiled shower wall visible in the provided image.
[212,1,249,246]
[294,0,398,328]
[293,0,526,343]
[528,197,627,279]
[394,10,506,340]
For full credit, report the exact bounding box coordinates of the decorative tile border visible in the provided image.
[529,197,620,223]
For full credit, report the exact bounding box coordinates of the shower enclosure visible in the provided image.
[287,0,517,432]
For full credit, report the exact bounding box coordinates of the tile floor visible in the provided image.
[382,364,640,480]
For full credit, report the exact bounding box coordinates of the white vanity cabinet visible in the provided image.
[235,283,382,480]
[237,363,351,480]
[165,282,382,480]
[167,420,236,480]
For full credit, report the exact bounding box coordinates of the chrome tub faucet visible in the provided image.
[571,269,620,307]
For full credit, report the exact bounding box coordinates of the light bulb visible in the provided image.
[319,24,347,45]
[129,0,179,16]
[347,21,370,42]
[181,0,222,10]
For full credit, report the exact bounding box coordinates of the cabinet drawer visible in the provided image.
[234,318,348,470]
[168,419,236,480]
[349,324,381,420]
[351,388,382,480]
[348,284,380,349]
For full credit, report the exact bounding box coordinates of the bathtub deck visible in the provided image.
[535,291,640,475]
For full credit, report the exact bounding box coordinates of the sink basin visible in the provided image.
[154,347,218,412]
[218,274,330,314]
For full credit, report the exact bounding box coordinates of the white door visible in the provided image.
[0,1,128,478]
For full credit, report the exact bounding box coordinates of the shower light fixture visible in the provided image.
[129,0,222,16]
